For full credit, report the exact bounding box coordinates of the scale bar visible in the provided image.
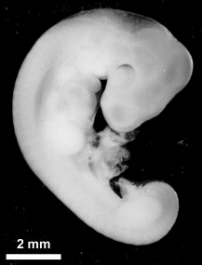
[6,254,61,260]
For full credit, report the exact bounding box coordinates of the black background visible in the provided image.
[1,0,202,264]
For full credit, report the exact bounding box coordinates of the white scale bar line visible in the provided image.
[6,254,61,260]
